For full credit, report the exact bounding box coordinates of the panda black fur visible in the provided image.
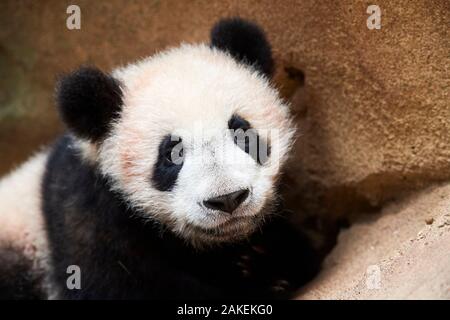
[0,18,319,299]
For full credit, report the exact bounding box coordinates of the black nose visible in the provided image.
[203,189,249,214]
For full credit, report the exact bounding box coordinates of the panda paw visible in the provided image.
[232,244,295,297]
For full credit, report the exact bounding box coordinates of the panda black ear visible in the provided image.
[55,66,123,142]
[210,17,274,77]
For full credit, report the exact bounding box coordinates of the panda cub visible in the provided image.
[0,18,319,299]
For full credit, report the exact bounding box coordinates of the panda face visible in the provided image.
[96,45,295,246]
[56,19,296,247]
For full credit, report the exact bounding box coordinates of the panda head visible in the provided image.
[56,18,296,247]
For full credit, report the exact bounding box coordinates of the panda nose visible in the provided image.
[203,189,249,214]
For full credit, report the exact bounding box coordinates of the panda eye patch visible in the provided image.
[152,135,184,191]
[228,114,251,132]
[228,114,270,165]
[164,137,184,165]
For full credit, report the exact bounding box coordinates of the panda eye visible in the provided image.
[228,114,270,165]
[228,114,251,131]
[152,134,184,192]
[164,137,184,166]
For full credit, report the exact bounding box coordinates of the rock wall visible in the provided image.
[0,0,449,221]
[297,183,450,299]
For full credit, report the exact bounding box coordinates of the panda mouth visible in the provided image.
[188,215,260,238]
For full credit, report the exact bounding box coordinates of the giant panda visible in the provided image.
[0,18,319,299]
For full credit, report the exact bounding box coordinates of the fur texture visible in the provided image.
[0,245,44,299]
[0,151,51,299]
[0,18,318,299]
[56,66,123,142]
[211,18,274,77]
[98,43,295,246]
[152,134,184,191]
[40,135,318,299]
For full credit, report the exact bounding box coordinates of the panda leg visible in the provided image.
[0,244,45,299]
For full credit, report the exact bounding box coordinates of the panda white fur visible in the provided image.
[0,18,319,299]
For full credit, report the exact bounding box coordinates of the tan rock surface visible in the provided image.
[297,183,450,299]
